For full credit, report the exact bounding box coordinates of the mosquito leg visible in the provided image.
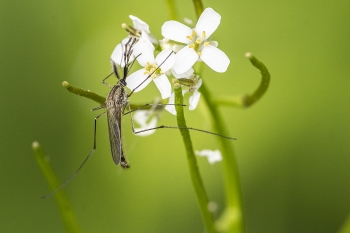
[92,105,106,111]
[102,72,114,88]
[41,111,106,199]
[133,125,237,140]
[123,103,185,116]
[127,104,137,134]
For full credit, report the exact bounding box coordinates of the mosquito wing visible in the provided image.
[106,102,123,166]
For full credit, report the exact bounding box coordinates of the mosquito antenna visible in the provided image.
[128,51,174,97]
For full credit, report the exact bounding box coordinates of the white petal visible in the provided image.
[133,40,155,67]
[195,149,222,164]
[195,8,221,39]
[210,41,218,47]
[171,67,194,79]
[172,46,199,74]
[111,43,123,64]
[111,38,136,67]
[189,91,201,110]
[164,92,177,115]
[195,78,202,90]
[133,110,150,126]
[200,45,230,72]
[126,69,152,92]
[162,21,192,44]
[173,44,185,52]
[155,49,175,72]
[129,15,150,33]
[153,74,172,99]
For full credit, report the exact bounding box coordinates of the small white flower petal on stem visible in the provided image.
[155,49,175,72]
[195,149,222,164]
[153,74,172,99]
[111,38,133,66]
[162,21,192,44]
[111,43,123,65]
[171,67,194,79]
[173,46,199,74]
[133,110,149,126]
[126,69,152,92]
[195,8,221,39]
[134,117,158,136]
[129,15,150,33]
[200,45,230,73]
[189,91,201,110]
[165,92,176,115]
[134,40,155,67]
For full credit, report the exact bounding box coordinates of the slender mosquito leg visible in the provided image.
[41,111,106,199]
[127,105,137,134]
[124,105,236,140]
[132,125,237,140]
[92,105,106,111]
[102,72,114,88]
[123,103,186,116]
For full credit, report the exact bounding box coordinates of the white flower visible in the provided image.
[126,49,175,99]
[133,110,158,136]
[111,15,156,67]
[188,78,202,110]
[110,38,134,67]
[129,15,158,45]
[162,8,230,74]
[165,78,202,115]
[195,149,222,164]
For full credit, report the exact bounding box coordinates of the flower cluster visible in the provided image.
[109,8,230,164]
[111,7,230,111]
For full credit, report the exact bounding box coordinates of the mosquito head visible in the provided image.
[119,78,127,87]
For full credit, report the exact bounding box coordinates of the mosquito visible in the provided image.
[42,37,235,198]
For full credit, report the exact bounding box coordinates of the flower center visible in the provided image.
[144,62,163,79]
[186,29,211,55]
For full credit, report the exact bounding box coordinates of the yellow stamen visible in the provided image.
[192,29,197,37]
[202,31,206,38]
[186,35,193,40]
[197,52,202,56]
[189,43,195,48]
[195,38,202,44]
[204,42,210,46]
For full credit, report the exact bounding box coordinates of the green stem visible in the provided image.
[62,81,105,105]
[174,85,215,233]
[213,53,270,108]
[192,0,204,18]
[338,214,350,233]
[200,82,245,233]
[32,141,82,233]
[191,2,245,232]
[166,0,178,20]
[62,81,169,110]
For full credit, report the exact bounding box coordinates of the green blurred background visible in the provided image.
[1,0,350,232]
